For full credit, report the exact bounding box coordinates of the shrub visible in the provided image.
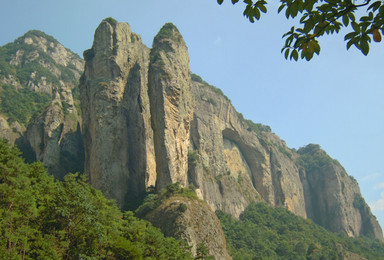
[103,17,118,27]
[188,149,199,167]
[83,48,95,61]
[177,203,188,213]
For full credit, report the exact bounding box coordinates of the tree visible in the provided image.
[0,139,193,259]
[217,0,383,60]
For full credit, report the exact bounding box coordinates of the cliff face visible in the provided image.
[148,23,194,190]
[188,80,307,219]
[297,144,384,240]
[79,19,383,242]
[80,19,156,209]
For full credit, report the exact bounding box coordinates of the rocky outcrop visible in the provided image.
[298,144,384,241]
[2,30,83,96]
[0,114,20,144]
[81,18,156,209]
[143,195,231,259]
[148,23,194,190]
[26,90,83,179]
[79,18,383,241]
[0,30,84,177]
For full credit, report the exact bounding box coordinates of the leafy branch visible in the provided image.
[217,0,384,60]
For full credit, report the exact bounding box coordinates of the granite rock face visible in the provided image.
[81,19,156,209]
[26,90,83,179]
[79,18,383,242]
[148,23,194,190]
[188,80,307,219]
[297,144,384,241]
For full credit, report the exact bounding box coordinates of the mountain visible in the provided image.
[0,18,383,258]
[0,30,84,179]
[79,17,383,242]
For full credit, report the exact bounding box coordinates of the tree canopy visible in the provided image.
[217,0,383,60]
[217,202,384,259]
[0,139,192,259]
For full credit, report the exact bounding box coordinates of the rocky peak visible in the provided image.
[81,18,155,209]
[1,30,83,95]
[148,22,194,190]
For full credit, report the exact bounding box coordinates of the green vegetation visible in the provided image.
[296,144,343,173]
[217,202,384,260]
[191,73,231,102]
[0,84,51,124]
[0,30,83,125]
[0,139,192,259]
[217,0,384,60]
[237,112,272,133]
[154,23,182,44]
[103,17,118,27]
[188,149,200,167]
[83,48,95,61]
[353,193,366,210]
[136,182,198,217]
[278,145,292,159]
[22,30,60,45]
[0,30,79,86]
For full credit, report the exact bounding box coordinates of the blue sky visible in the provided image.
[1,0,384,229]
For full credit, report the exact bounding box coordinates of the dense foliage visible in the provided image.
[217,202,384,259]
[135,182,198,218]
[0,84,51,124]
[217,0,384,60]
[296,143,343,173]
[0,139,192,259]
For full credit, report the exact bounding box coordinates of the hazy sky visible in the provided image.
[1,0,383,229]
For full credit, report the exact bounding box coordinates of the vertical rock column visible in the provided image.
[148,23,194,189]
[81,19,155,209]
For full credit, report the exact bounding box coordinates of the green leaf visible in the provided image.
[285,6,291,19]
[284,49,290,59]
[259,4,267,13]
[231,0,240,4]
[346,37,359,50]
[217,0,224,5]
[342,15,349,27]
[352,22,361,33]
[368,1,382,12]
[290,50,299,61]
[348,12,356,22]
[344,32,357,40]
[253,7,261,20]
[278,4,286,13]
[360,40,370,55]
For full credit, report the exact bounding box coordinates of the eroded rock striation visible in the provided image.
[81,19,156,209]
[148,23,194,190]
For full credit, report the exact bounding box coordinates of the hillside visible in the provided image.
[0,30,84,179]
